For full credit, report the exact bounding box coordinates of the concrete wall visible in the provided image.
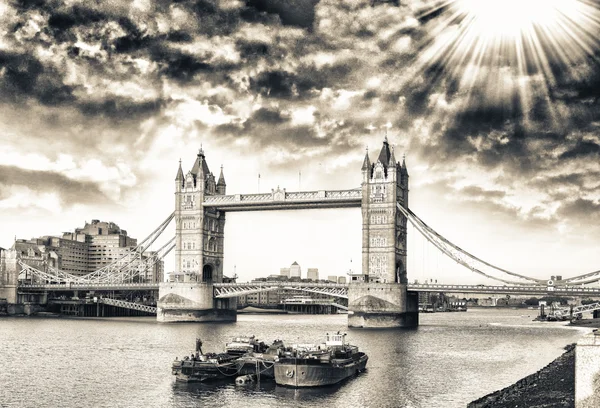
[157,282,236,323]
[576,331,600,408]
[348,282,418,328]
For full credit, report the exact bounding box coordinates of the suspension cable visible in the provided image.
[398,203,541,284]
[397,203,539,285]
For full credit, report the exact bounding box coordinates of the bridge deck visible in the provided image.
[202,189,361,211]
[16,282,600,297]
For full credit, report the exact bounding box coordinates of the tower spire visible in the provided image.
[377,137,391,168]
[217,165,226,185]
[388,145,397,168]
[175,158,184,181]
[401,153,408,175]
[361,147,371,171]
[217,165,226,194]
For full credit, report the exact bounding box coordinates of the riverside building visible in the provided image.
[11,220,163,283]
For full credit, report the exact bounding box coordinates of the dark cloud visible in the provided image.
[236,39,270,60]
[249,59,356,99]
[0,165,109,206]
[0,50,75,106]
[78,98,162,121]
[559,141,600,160]
[250,70,297,98]
[246,0,319,29]
[415,2,450,24]
[252,107,289,124]
[47,6,105,31]
[557,198,600,222]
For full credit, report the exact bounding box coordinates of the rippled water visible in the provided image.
[0,309,589,408]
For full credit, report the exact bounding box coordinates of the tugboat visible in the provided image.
[274,332,368,387]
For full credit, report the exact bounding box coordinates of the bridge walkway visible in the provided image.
[98,298,157,314]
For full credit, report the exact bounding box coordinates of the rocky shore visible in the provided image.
[468,317,600,407]
[468,343,576,408]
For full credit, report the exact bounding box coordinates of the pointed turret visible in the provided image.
[217,166,226,195]
[388,146,397,168]
[175,159,184,182]
[377,137,391,168]
[191,147,211,177]
[401,154,409,176]
[361,148,370,171]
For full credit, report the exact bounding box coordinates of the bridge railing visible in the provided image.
[214,282,348,288]
[408,284,600,294]
[20,283,159,290]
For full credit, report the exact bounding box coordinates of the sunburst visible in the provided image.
[415,0,600,127]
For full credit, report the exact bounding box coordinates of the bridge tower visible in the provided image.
[348,138,418,328]
[173,148,225,284]
[157,148,236,322]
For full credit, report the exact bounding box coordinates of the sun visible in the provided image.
[413,0,600,127]
[456,0,573,39]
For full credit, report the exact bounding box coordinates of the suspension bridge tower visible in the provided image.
[347,137,419,328]
[157,148,236,322]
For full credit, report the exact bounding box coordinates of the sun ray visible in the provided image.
[410,0,600,129]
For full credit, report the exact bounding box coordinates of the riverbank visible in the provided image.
[569,317,600,328]
[468,343,576,408]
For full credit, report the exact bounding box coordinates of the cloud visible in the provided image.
[0,165,109,209]
[0,0,598,248]
[246,0,319,29]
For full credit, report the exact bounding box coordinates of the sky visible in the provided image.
[0,0,599,284]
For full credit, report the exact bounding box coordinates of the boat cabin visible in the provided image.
[325,332,347,347]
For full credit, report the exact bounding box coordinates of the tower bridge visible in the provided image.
[4,138,600,325]
[158,138,413,327]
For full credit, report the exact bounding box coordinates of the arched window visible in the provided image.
[208,238,216,252]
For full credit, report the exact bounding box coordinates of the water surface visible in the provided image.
[0,309,588,408]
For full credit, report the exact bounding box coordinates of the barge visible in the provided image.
[172,337,283,382]
[274,332,368,387]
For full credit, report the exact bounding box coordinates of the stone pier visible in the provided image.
[348,283,418,328]
[0,249,18,306]
[157,282,236,323]
[576,331,600,408]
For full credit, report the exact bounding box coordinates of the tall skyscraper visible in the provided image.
[290,261,301,278]
[280,267,290,278]
[307,268,319,281]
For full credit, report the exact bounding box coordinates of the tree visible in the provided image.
[524,297,539,306]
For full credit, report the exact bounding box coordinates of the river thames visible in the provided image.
[0,309,589,408]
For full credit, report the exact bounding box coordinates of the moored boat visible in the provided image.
[172,337,284,382]
[274,332,368,387]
